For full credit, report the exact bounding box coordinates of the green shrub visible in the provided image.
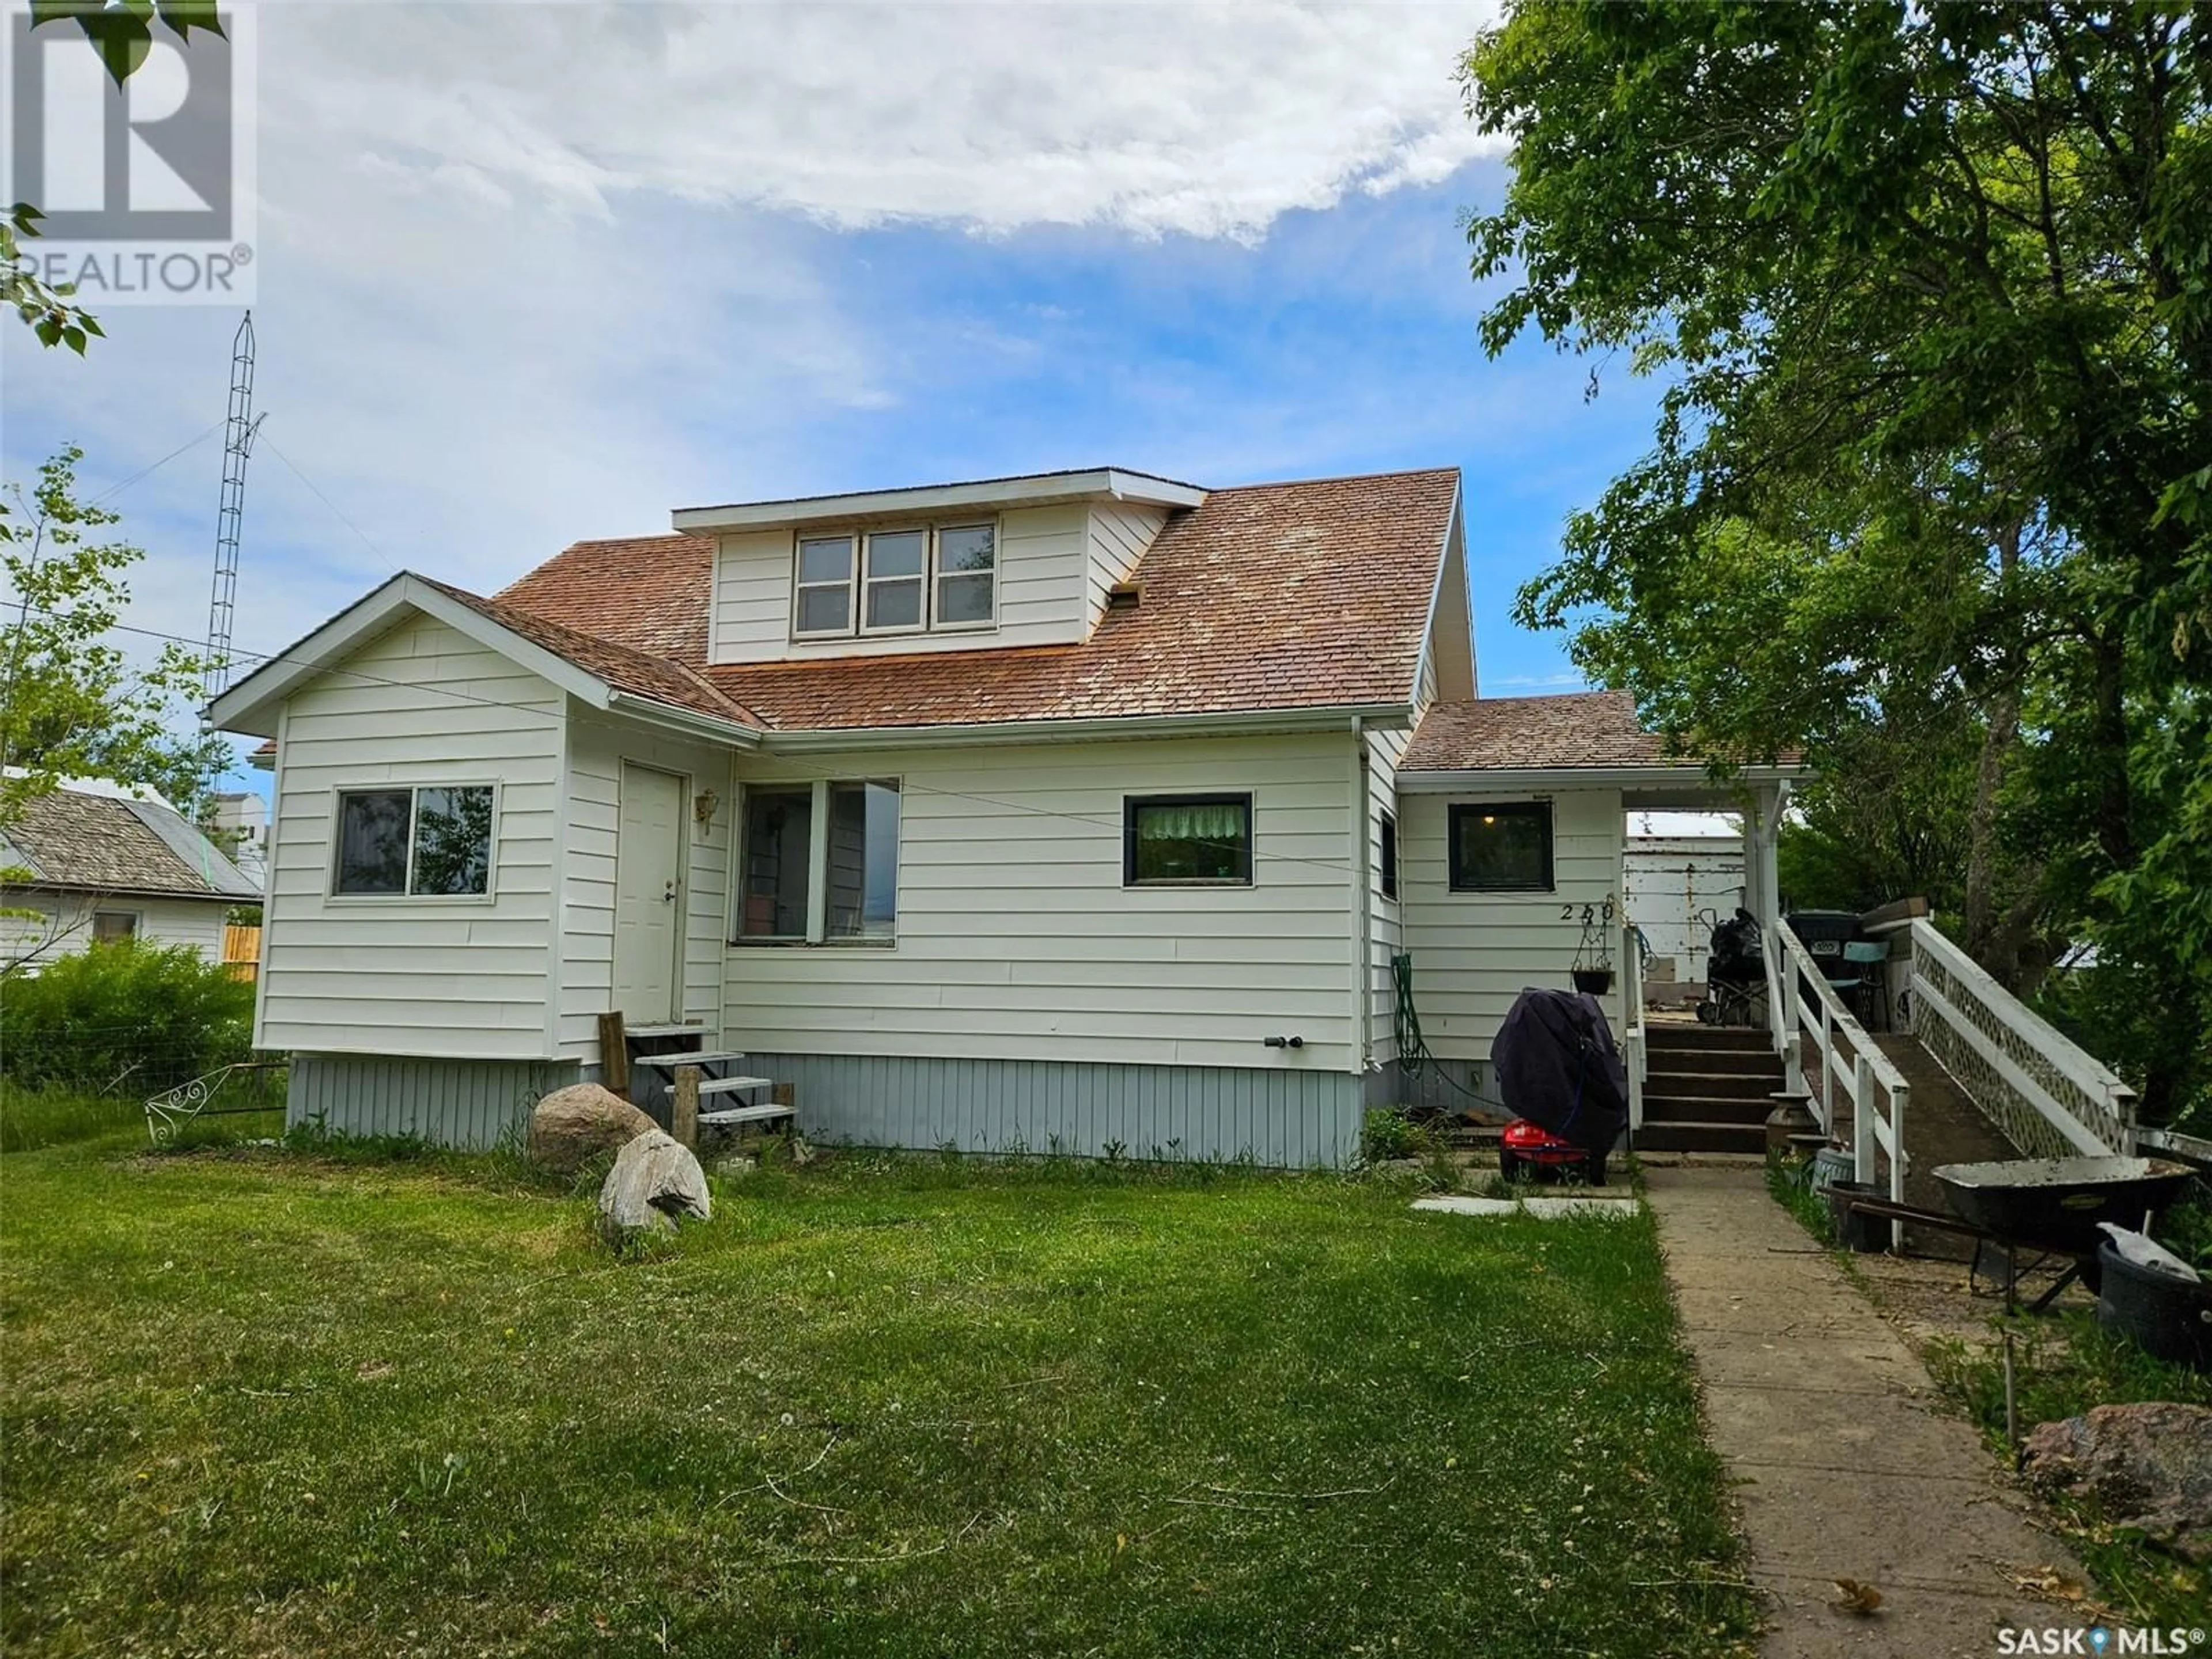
[1360,1106,1431,1164]
[1,940,256,1093]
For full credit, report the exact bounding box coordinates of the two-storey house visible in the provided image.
[210,466,1791,1163]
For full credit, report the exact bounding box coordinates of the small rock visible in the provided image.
[598,1129,713,1240]
[528,1084,656,1176]
[2021,1402,2212,1562]
[714,1153,757,1177]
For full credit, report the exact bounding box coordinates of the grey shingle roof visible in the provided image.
[0,787,262,900]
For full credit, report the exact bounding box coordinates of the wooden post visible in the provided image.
[673,1064,700,1151]
[597,1012,630,1095]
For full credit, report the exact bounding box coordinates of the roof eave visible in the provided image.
[1395,762,1804,793]
[205,574,760,748]
[761,702,1412,752]
[672,469,1207,534]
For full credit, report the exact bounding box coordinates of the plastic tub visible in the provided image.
[2096,1241,2212,1370]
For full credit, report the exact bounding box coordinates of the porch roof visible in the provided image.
[1398,692,1799,797]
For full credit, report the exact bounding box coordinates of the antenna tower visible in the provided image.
[203,310,266,704]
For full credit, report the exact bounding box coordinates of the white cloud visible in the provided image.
[279,1,1505,241]
[3,0,1511,759]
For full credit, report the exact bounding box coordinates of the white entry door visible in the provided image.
[612,763,685,1025]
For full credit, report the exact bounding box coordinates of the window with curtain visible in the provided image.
[1448,801,1554,892]
[1123,793,1253,885]
[91,911,139,943]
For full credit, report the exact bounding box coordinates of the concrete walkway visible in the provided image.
[1645,1166,2087,1657]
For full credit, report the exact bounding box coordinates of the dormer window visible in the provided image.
[795,535,856,634]
[791,521,997,639]
[863,530,926,631]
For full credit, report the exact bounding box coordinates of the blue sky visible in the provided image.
[0,3,1666,801]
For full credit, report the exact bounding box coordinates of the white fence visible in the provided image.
[1900,918,2137,1159]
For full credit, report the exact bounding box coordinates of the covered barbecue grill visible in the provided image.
[1490,987,1629,1161]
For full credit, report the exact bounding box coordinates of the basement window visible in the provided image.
[1124,793,1253,887]
[1448,801,1554,893]
[334,785,495,897]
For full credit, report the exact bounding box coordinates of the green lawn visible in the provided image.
[1,1109,1754,1657]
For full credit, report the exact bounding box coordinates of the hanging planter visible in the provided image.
[1569,895,1619,997]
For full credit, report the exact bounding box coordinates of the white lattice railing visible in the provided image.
[1778,926,1913,1245]
[1903,918,2137,1159]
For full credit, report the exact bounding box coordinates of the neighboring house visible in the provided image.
[1,781,263,972]
[209,791,271,891]
[209,466,1793,1162]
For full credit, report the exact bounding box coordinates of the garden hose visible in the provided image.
[1389,952,1486,1101]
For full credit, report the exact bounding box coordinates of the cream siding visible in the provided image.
[557,712,735,1063]
[710,505,1091,664]
[0,892,232,969]
[724,733,1359,1072]
[1084,502,1169,628]
[1397,786,1626,1060]
[1365,726,1409,1064]
[258,613,565,1059]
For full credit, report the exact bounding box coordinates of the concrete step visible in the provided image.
[1641,1094,1774,1127]
[1635,1119,1768,1155]
[1645,1067,1780,1100]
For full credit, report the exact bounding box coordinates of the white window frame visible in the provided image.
[929,521,999,632]
[858,528,930,637]
[732,777,902,948]
[786,519,999,642]
[791,532,859,638]
[325,781,501,904]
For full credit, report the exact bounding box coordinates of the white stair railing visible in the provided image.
[1779,927,1913,1246]
[1623,922,1647,1132]
[1902,918,2136,1158]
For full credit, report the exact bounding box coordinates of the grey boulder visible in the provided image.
[528,1084,656,1176]
[598,1128,713,1238]
[2022,1401,2212,1562]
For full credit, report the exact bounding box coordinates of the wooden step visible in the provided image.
[1646,1024,1771,1052]
[696,1075,776,1097]
[1635,1120,1767,1154]
[623,1021,707,1040]
[634,1050,750,1072]
[698,1103,796,1128]
[1646,1046,1780,1077]
[1645,1068,1780,1100]
[1641,1094,1774,1127]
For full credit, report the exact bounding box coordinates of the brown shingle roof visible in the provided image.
[418,577,757,728]
[492,468,1459,731]
[1402,692,1679,771]
[0,789,261,899]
